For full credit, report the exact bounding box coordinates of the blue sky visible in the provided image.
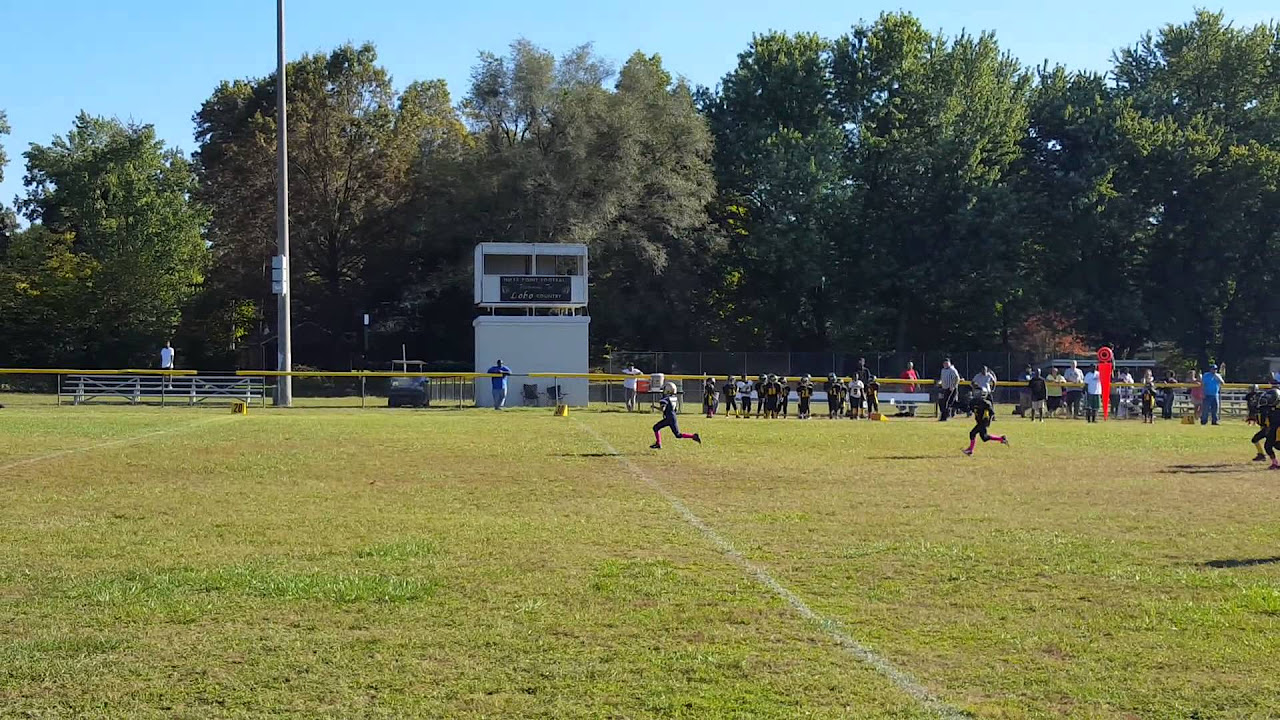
[1,0,1276,216]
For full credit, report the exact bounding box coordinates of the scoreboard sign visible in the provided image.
[499,276,572,303]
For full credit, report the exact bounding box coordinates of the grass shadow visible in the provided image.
[556,452,618,458]
[866,454,945,461]
[1205,557,1280,569]
[1159,463,1244,475]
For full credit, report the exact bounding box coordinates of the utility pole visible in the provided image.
[273,0,293,406]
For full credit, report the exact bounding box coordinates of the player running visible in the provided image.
[963,382,1009,456]
[651,382,702,449]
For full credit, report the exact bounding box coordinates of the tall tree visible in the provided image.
[831,14,1032,350]
[703,32,846,349]
[0,110,16,252]
[435,41,720,353]
[1016,67,1152,352]
[194,43,468,367]
[1112,11,1280,364]
[13,113,207,366]
[0,224,98,366]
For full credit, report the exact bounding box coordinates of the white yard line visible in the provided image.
[0,417,231,474]
[576,419,967,720]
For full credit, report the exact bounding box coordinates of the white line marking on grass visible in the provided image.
[576,420,968,720]
[0,417,232,474]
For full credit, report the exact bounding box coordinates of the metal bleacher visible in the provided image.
[59,374,266,406]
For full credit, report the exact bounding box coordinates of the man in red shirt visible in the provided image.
[900,362,919,393]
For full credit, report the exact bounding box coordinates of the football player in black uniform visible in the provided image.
[1140,381,1157,424]
[964,382,1009,456]
[1246,384,1268,461]
[1255,386,1280,469]
[797,375,814,419]
[825,373,840,418]
[702,377,718,418]
[721,376,738,417]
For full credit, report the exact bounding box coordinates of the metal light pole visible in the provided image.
[273,0,293,406]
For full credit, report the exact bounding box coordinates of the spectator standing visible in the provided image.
[487,360,512,410]
[1018,364,1034,415]
[1084,365,1103,423]
[900,362,919,393]
[160,341,175,370]
[1046,367,1066,417]
[1028,369,1047,422]
[621,363,644,412]
[1116,368,1134,419]
[1161,370,1178,419]
[1187,370,1203,419]
[1063,360,1085,418]
[937,359,960,421]
[973,365,995,394]
[853,357,873,387]
[1200,364,1224,426]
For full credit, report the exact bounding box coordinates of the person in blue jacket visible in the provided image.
[1200,363,1224,425]
[486,359,512,410]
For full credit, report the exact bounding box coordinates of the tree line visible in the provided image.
[0,11,1276,371]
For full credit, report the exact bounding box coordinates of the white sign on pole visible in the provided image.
[271,255,289,295]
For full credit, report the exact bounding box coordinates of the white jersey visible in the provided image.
[736,380,752,397]
[848,379,864,398]
[658,395,678,416]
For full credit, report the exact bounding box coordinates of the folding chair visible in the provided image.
[546,385,569,406]
[522,384,540,406]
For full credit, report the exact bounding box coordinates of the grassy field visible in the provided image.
[2,396,1279,719]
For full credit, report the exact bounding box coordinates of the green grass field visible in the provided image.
[2,396,1279,718]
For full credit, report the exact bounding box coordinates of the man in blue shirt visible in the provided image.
[486,360,512,410]
[1201,363,1224,425]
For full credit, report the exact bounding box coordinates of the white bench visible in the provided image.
[877,392,933,416]
[60,375,265,406]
